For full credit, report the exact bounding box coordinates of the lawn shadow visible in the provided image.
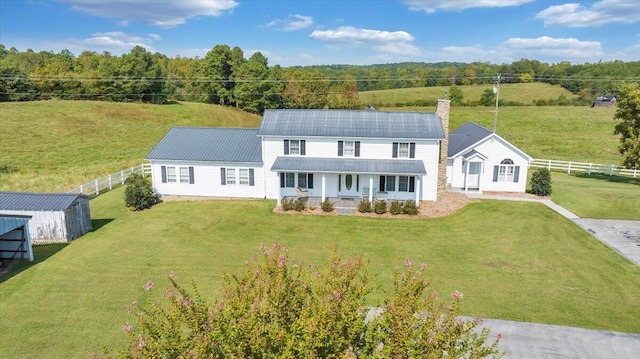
[91,218,115,232]
[0,243,67,284]
[571,172,640,186]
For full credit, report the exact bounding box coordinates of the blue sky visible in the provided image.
[1,0,639,66]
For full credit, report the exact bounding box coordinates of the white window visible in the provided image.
[281,173,295,188]
[167,167,176,183]
[398,176,409,192]
[398,142,409,158]
[385,176,396,192]
[343,141,355,156]
[289,140,300,155]
[239,168,250,185]
[179,167,190,183]
[227,168,237,185]
[497,159,515,183]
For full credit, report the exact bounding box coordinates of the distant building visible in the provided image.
[592,95,616,108]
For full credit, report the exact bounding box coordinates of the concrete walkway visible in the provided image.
[476,318,640,359]
[462,192,640,265]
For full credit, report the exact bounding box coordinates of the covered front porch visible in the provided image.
[271,156,426,206]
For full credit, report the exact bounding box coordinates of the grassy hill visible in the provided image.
[359,82,579,107]
[0,100,624,193]
[0,100,260,192]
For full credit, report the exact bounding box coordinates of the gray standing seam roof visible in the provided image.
[0,192,87,211]
[146,127,262,163]
[271,157,427,175]
[259,109,445,139]
[447,122,493,157]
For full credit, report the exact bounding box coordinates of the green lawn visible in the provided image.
[1,188,639,358]
[549,172,640,219]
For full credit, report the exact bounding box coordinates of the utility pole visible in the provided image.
[493,74,501,133]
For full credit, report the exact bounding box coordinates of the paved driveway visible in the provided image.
[573,219,640,266]
[478,318,640,359]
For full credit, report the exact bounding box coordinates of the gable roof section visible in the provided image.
[146,127,262,163]
[448,122,493,157]
[259,109,445,139]
[0,192,87,211]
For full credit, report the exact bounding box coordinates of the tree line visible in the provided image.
[1,43,639,113]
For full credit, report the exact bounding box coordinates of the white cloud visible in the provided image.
[310,26,420,59]
[403,0,532,13]
[263,14,313,31]
[60,0,238,28]
[117,20,129,27]
[45,31,161,54]
[502,36,603,59]
[535,0,640,27]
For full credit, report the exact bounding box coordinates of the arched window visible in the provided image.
[495,159,518,182]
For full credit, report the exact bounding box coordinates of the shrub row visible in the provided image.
[281,198,335,213]
[358,199,419,215]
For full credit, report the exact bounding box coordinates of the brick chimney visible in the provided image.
[435,99,450,191]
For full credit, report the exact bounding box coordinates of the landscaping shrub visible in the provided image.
[321,198,334,212]
[402,200,419,215]
[124,173,159,211]
[390,201,403,215]
[117,244,503,358]
[293,198,306,212]
[530,168,552,196]
[357,199,372,213]
[374,200,387,214]
[281,198,295,211]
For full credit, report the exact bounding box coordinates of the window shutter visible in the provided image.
[308,174,314,189]
[284,140,289,155]
[220,168,226,185]
[392,142,398,158]
[161,166,167,183]
[379,176,385,191]
[493,166,499,182]
[189,167,194,184]
[409,177,415,192]
[338,141,344,156]
[249,168,255,186]
[300,140,306,156]
[409,143,416,158]
[355,141,360,157]
[356,175,359,190]
[338,175,341,192]
[280,173,285,188]
[514,166,520,183]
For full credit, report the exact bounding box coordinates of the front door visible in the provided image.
[339,174,359,197]
[466,162,481,189]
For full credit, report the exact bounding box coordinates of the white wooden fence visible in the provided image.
[530,159,638,178]
[68,163,152,196]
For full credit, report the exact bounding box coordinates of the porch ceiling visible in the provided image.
[271,156,426,175]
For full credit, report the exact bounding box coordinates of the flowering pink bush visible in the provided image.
[116,244,503,358]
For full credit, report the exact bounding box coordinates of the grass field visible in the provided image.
[0,100,624,194]
[0,100,260,192]
[550,172,640,219]
[1,187,639,358]
[359,83,578,107]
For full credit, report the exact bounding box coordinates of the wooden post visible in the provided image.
[547,160,551,170]
[634,167,637,178]
[609,165,614,176]
[567,161,571,174]
[108,174,112,190]
[80,184,84,194]
[121,170,125,184]
[588,163,592,175]
[95,179,99,195]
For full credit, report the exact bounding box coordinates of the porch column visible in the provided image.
[415,176,420,203]
[321,174,326,202]
[277,172,281,206]
[369,176,374,202]
[464,162,470,190]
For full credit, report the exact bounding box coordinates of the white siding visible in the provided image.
[262,136,440,201]
[150,161,265,198]
[0,210,67,243]
[447,136,529,192]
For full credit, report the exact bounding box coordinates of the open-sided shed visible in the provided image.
[0,215,34,262]
[0,192,92,244]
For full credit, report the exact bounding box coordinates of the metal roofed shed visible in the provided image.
[0,216,34,262]
[259,109,446,139]
[0,192,92,244]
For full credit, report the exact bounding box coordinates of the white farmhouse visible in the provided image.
[147,100,452,204]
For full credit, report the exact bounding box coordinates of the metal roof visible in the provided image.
[0,192,87,211]
[259,109,445,139]
[447,122,493,157]
[0,216,31,236]
[271,156,427,175]
[146,127,262,163]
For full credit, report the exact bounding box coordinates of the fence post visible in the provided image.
[609,165,614,176]
[567,161,571,174]
[108,174,112,190]
[547,160,551,170]
[588,163,592,175]
[80,184,84,195]
[121,170,125,185]
[95,179,100,195]
[634,167,637,178]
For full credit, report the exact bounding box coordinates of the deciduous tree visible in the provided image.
[613,82,640,169]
